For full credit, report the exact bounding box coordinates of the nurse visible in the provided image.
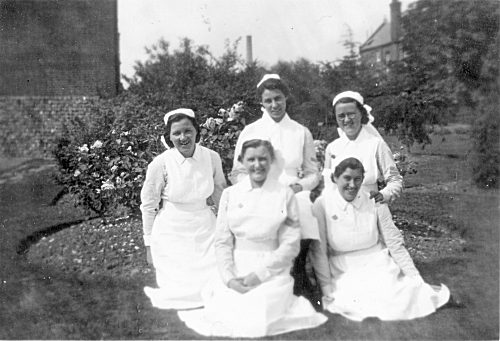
[324,91,402,203]
[178,139,327,337]
[230,74,321,299]
[311,157,450,321]
[140,108,226,310]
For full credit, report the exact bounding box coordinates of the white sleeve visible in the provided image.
[210,150,227,210]
[310,197,333,295]
[376,140,403,203]
[296,127,320,191]
[140,156,166,246]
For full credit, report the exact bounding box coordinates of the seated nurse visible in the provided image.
[178,139,327,338]
[310,157,450,321]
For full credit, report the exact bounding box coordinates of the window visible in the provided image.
[385,50,391,63]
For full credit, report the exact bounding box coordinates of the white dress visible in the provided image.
[178,178,327,337]
[310,188,450,321]
[231,111,321,239]
[323,125,402,203]
[140,145,226,309]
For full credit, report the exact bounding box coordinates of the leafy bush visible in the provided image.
[53,94,165,216]
[198,101,248,176]
[53,95,253,217]
[124,38,263,123]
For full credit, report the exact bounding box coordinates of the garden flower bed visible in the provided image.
[27,210,465,281]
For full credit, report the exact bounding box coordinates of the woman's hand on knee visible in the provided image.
[242,272,262,287]
[228,278,252,294]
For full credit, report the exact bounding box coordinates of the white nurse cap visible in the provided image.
[332,91,374,122]
[163,108,195,125]
[256,74,281,88]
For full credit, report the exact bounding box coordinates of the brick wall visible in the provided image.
[0,0,119,97]
[0,96,99,157]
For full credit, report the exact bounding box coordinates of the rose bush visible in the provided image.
[53,94,166,217]
[198,101,249,176]
[53,97,254,217]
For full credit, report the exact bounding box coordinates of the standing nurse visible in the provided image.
[230,74,320,298]
[323,91,402,203]
[140,108,226,310]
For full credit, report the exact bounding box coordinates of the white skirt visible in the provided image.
[178,247,327,337]
[324,247,450,321]
[144,201,217,310]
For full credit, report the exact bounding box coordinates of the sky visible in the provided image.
[118,0,413,82]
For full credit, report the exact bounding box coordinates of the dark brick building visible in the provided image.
[0,0,120,97]
[0,0,120,157]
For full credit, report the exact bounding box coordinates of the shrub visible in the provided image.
[198,101,249,177]
[53,97,252,217]
[53,94,166,217]
[392,146,418,177]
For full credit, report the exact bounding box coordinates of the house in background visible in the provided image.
[359,0,403,67]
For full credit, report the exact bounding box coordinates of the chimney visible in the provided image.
[390,0,401,42]
[246,35,253,65]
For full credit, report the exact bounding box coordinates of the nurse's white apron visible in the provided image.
[144,146,217,310]
[178,240,327,337]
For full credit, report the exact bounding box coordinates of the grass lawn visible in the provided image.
[0,130,498,339]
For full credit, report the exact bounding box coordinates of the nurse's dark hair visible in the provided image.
[238,139,276,162]
[256,77,291,99]
[163,113,201,148]
[333,97,370,124]
[332,157,365,180]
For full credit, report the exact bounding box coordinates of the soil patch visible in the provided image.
[27,216,155,282]
[27,213,465,280]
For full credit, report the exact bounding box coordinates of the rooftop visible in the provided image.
[360,20,393,52]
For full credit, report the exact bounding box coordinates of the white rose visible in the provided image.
[78,144,89,153]
[90,140,103,149]
[100,179,116,191]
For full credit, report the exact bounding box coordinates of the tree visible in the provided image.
[399,0,499,186]
[270,58,329,130]
[402,0,498,107]
[123,38,263,123]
